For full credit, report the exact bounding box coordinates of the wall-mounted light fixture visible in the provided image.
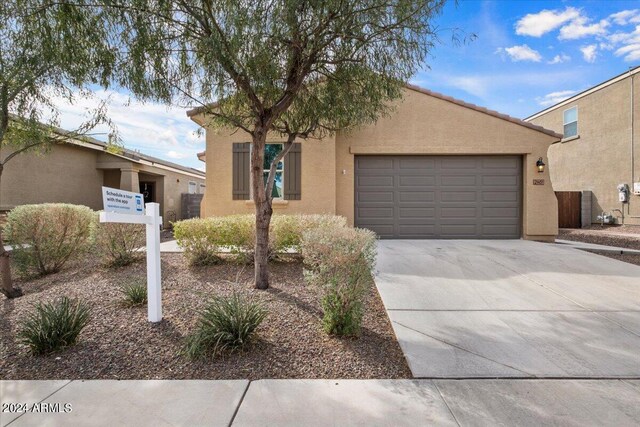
[536,157,546,173]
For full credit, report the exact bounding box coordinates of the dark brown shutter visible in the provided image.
[232,142,250,200]
[284,143,301,200]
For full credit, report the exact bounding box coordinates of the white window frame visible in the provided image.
[188,181,197,194]
[251,143,285,199]
[563,106,578,138]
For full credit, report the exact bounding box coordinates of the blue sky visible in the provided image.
[54,1,640,169]
[417,0,640,118]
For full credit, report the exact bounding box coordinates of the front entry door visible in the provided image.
[140,182,155,204]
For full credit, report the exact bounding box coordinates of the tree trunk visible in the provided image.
[0,165,22,298]
[251,128,272,289]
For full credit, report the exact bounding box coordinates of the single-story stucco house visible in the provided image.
[0,132,206,228]
[189,85,562,241]
[526,66,640,227]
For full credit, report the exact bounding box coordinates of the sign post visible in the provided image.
[99,187,163,322]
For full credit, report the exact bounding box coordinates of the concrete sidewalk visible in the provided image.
[2,379,639,426]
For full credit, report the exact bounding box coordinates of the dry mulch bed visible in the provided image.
[0,254,410,380]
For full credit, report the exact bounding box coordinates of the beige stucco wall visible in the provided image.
[1,142,205,228]
[200,87,560,240]
[200,128,336,217]
[528,74,640,225]
[0,143,104,210]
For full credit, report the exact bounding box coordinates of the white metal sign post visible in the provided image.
[99,187,163,322]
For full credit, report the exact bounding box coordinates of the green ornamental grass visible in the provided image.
[18,297,91,355]
[120,279,147,307]
[184,293,267,359]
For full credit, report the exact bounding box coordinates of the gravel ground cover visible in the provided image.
[1,254,410,380]
[559,226,640,266]
[558,226,640,250]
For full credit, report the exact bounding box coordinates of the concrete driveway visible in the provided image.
[375,240,640,378]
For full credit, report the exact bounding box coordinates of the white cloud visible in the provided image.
[615,43,640,61]
[580,44,598,63]
[500,45,543,62]
[44,89,205,168]
[548,53,571,64]
[559,17,609,40]
[166,150,191,159]
[536,90,578,107]
[442,76,489,98]
[515,7,581,37]
[610,10,640,26]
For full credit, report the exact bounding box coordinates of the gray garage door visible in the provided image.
[355,155,522,239]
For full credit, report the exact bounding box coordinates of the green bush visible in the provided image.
[95,220,145,267]
[301,226,377,336]
[5,204,95,276]
[218,215,256,263]
[271,214,347,254]
[119,279,147,307]
[174,214,348,264]
[173,217,223,266]
[184,293,267,359]
[18,296,91,355]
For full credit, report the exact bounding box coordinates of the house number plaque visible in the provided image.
[533,179,545,185]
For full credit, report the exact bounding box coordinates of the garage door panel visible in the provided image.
[482,175,519,185]
[399,191,435,202]
[357,175,394,187]
[482,191,519,202]
[482,207,519,218]
[441,192,477,202]
[440,207,477,218]
[357,191,394,202]
[440,157,477,169]
[358,207,394,218]
[440,175,477,186]
[399,175,436,186]
[355,155,521,239]
[357,157,394,169]
[398,207,436,218]
[398,157,436,169]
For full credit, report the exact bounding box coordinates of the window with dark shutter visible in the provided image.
[284,143,301,200]
[232,142,250,200]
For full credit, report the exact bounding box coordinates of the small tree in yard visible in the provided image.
[65,0,449,289]
[0,1,116,298]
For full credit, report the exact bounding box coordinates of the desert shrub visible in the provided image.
[271,214,347,254]
[119,278,147,307]
[184,293,267,359]
[18,296,91,355]
[174,214,348,265]
[5,204,95,276]
[174,218,223,266]
[95,220,145,267]
[217,215,256,263]
[301,226,377,336]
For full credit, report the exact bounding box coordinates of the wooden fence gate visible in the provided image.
[181,193,204,220]
[555,191,582,228]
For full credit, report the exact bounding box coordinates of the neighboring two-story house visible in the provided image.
[526,66,640,226]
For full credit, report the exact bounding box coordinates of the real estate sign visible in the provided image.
[100,187,163,323]
[102,186,144,215]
